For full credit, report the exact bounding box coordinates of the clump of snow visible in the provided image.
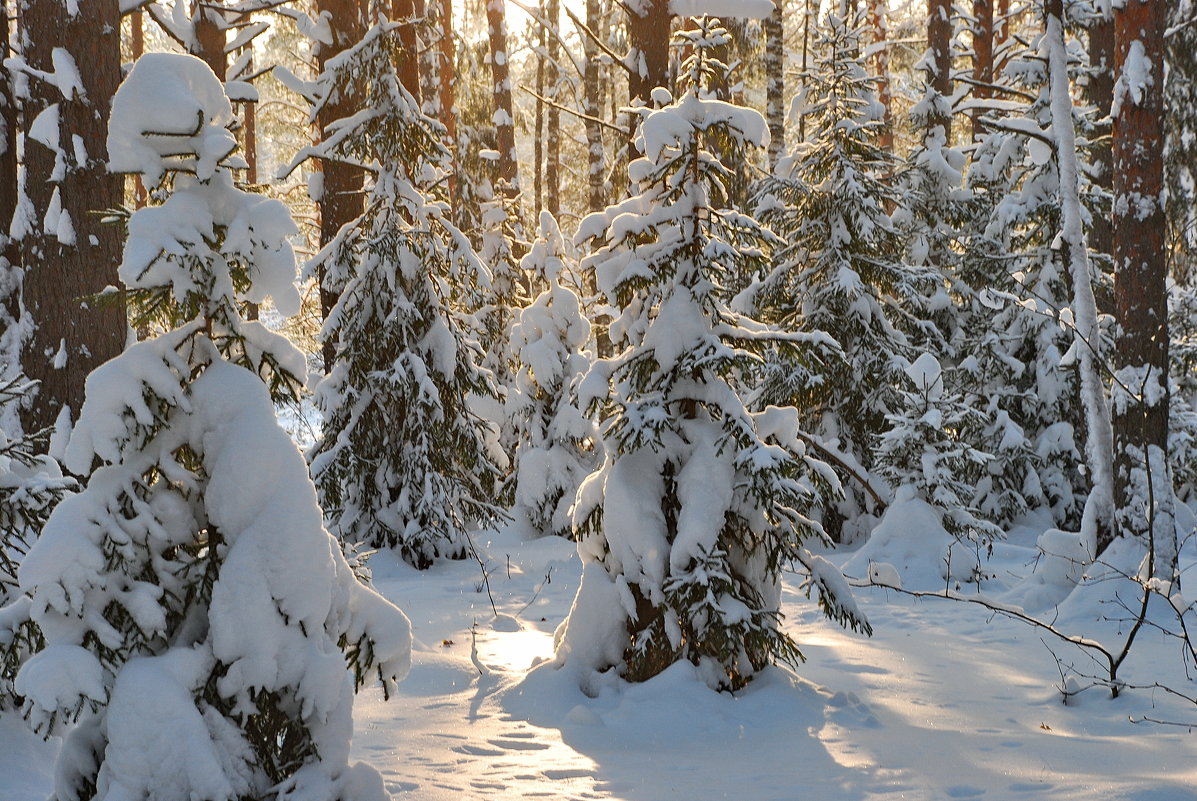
[845,488,981,589]
[107,52,240,188]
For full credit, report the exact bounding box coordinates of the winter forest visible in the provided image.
[1,0,1197,797]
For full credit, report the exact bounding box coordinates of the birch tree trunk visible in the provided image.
[764,0,784,168]
[583,0,608,211]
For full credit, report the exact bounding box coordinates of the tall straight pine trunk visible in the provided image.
[487,0,521,201]
[316,0,367,373]
[17,0,125,433]
[1110,0,1174,580]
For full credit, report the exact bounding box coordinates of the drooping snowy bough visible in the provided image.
[0,375,75,707]
[7,53,411,801]
[555,19,870,695]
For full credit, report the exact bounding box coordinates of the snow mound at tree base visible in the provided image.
[842,489,982,590]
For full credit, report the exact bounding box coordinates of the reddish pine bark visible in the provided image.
[867,0,893,152]
[192,0,227,80]
[927,0,952,140]
[393,0,423,102]
[972,0,993,140]
[486,0,520,199]
[316,0,367,373]
[18,0,125,433]
[627,0,670,107]
[1111,0,1169,555]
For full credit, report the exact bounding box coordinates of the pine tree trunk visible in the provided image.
[1111,0,1174,578]
[192,0,227,80]
[487,0,520,200]
[927,0,952,141]
[995,0,1010,74]
[17,0,125,434]
[545,0,561,217]
[627,0,670,107]
[867,0,893,152]
[393,0,423,102]
[583,0,608,212]
[626,0,670,178]
[316,0,367,374]
[1,21,17,269]
[972,0,993,140]
[131,10,147,208]
[764,0,784,169]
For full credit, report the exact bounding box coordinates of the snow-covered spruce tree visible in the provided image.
[474,185,527,495]
[507,211,596,539]
[950,23,1101,531]
[3,53,412,801]
[294,24,503,569]
[750,10,935,541]
[876,353,1001,558]
[555,18,869,695]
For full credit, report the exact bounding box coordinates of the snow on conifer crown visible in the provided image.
[0,51,414,801]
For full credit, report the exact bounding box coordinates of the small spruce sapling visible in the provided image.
[877,353,1002,560]
[507,211,596,538]
[556,18,868,695]
[751,10,935,540]
[7,53,412,801]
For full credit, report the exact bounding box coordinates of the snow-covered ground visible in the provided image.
[7,513,1197,801]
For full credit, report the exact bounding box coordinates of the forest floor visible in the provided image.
[7,509,1197,801]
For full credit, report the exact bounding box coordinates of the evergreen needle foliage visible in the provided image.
[559,17,868,695]
[301,23,504,568]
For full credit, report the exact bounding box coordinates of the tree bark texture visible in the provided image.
[972,0,993,140]
[583,0,608,211]
[18,0,126,433]
[1111,0,1173,576]
[927,0,953,141]
[316,0,367,373]
[545,0,561,217]
[437,0,458,208]
[1087,9,1115,279]
[486,0,520,200]
[393,0,423,103]
[192,0,227,80]
[764,0,784,168]
[867,0,893,152]
[627,0,670,107]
